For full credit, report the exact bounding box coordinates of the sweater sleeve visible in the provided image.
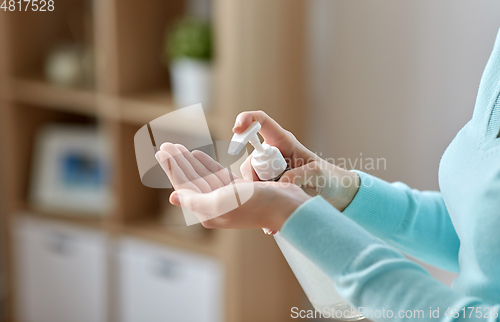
[281,196,500,322]
[342,171,460,272]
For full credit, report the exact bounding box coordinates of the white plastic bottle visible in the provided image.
[228,121,288,181]
[229,121,364,321]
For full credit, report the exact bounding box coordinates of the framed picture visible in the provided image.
[29,124,112,216]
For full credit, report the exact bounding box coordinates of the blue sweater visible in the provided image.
[282,29,500,321]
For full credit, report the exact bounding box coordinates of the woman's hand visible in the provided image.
[233,111,360,212]
[280,160,360,212]
[233,111,319,180]
[155,142,311,231]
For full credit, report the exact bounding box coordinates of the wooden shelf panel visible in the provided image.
[10,78,97,117]
[8,80,225,138]
[119,90,176,125]
[19,204,108,230]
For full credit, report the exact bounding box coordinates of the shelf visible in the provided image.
[10,77,97,117]
[119,90,176,125]
[20,203,107,230]
[119,90,224,134]
[122,221,218,256]
[8,79,226,137]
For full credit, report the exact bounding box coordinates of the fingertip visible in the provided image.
[170,191,180,206]
[174,144,191,158]
[191,149,204,158]
[232,113,252,133]
[232,115,242,133]
[155,150,169,162]
[232,122,242,133]
[160,142,174,152]
[174,143,188,151]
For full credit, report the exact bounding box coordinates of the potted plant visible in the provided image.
[164,17,213,109]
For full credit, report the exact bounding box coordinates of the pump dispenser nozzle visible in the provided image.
[228,121,262,155]
[229,121,287,181]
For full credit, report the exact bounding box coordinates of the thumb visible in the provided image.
[280,162,320,187]
[169,191,181,206]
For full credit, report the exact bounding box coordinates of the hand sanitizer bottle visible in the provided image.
[228,121,288,181]
[229,121,364,321]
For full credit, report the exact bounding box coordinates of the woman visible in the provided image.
[154,29,500,321]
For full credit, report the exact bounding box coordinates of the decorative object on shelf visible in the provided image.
[29,124,112,215]
[44,43,94,88]
[164,17,213,109]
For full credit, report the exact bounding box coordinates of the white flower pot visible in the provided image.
[169,58,212,109]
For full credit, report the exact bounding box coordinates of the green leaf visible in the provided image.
[164,17,213,63]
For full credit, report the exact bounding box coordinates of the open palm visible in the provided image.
[154,142,306,233]
[155,142,242,199]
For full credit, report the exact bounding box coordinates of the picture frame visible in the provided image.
[29,124,112,216]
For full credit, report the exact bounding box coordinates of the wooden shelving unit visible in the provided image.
[17,204,107,231]
[10,77,97,116]
[0,1,309,321]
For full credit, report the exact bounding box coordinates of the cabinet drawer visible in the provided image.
[15,216,108,322]
[118,238,223,322]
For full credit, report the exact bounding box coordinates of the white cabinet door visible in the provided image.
[15,216,108,322]
[118,238,223,322]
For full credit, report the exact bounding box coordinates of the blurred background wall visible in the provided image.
[307,0,500,286]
